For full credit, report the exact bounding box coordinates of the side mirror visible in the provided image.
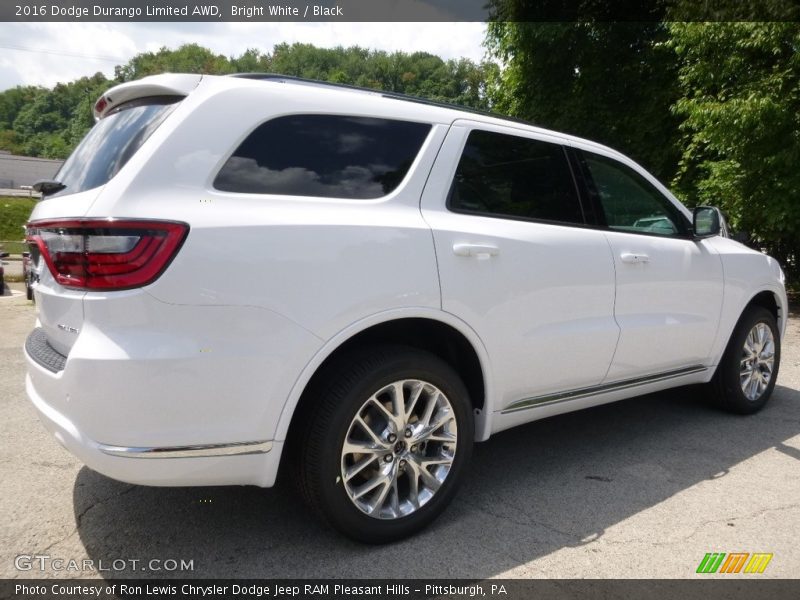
[693,206,721,239]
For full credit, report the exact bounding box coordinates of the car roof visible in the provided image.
[217,73,625,159]
[99,72,630,163]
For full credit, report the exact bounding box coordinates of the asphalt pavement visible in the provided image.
[1,283,798,579]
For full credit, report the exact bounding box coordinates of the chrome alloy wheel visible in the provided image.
[340,379,458,519]
[740,322,775,401]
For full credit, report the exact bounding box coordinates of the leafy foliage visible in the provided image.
[114,44,236,81]
[669,22,800,276]
[0,74,109,158]
[268,43,497,108]
[0,196,36,241]
[485,19,681,181]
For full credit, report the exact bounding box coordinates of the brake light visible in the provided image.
[26,219,188,291]
[94,96,108,116]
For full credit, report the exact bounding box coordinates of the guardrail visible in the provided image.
[0,186,41,198]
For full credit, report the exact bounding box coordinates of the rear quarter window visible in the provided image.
[213,115,432,199]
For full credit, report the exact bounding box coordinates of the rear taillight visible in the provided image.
[26,219,188,291]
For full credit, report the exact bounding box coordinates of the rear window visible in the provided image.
[49,96,180,198]
[213,115,431,199]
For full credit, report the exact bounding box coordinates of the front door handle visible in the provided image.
[620,252,650,264]
[453,243,500,259]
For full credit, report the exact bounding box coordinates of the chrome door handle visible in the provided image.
[620,252,650,264]
[453,243,499,259]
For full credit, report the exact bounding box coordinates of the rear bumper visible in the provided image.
[22,291,322,488]
[26,367,283,487]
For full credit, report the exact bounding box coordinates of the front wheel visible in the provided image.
[295,346,474,543]
[710,306,780,414]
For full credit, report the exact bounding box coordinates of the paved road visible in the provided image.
[1,284,798,579]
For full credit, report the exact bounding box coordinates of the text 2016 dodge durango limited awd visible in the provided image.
[24,73,787,542]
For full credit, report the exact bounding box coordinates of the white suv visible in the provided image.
[25,73,787,542]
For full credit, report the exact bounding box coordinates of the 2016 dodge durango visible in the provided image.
[24,73,786,542]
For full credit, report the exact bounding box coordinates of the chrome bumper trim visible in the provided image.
[98,440,273,459]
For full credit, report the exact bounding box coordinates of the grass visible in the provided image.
[1,240,28,254]
[0,196,36,254]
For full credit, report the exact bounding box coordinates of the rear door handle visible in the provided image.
[620,252,650,264]
[453,243,499,259]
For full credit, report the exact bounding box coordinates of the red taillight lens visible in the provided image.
[94,96,107,115]
[26,219,189,290]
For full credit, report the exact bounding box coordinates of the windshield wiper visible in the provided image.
[32,179,66,196]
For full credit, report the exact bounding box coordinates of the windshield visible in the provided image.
[49,96,180,198]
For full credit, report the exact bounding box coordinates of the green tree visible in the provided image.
[485,17,681,181]
[669,22,800,277]
[230,48,271,73]
[8,73,110,158]
[115,43,234,81]
[268,43,494,110]
[0,85,39,154]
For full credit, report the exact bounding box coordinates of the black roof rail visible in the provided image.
[228,72,541,130]
[230,72,387,96]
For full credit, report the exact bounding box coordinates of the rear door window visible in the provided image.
[448,129,585,225]
[214,115,431,199]
[50,96,180,198]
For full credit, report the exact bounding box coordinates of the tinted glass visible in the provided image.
[214,115,431,199]
[51,97,179,198]
[449,130,584,224]
[582,152,687,237]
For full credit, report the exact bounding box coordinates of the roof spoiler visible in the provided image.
[93,73,202,121]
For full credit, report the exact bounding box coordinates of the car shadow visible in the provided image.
[73,384,800,578]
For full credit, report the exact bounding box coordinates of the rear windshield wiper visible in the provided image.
[32,179,66,196]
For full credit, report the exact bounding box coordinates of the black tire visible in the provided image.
[26,281,33,301]
[710,306,780,414]
[293,345,474,543]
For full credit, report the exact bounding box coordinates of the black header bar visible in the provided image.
[3,579,800,600]
[3,0,800,22]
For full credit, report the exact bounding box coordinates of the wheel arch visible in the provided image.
[274,309,494,446]
[713,286,786,370]
[735,287,786,344]
[745,289,782,330]
[709,287,783,414]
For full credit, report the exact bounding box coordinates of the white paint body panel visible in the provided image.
[25,74,788,488]
[420,122,619,410]
[602,231,723,380]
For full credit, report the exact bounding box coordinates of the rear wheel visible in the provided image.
[294,346,473,543]
[711,306,780,414]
